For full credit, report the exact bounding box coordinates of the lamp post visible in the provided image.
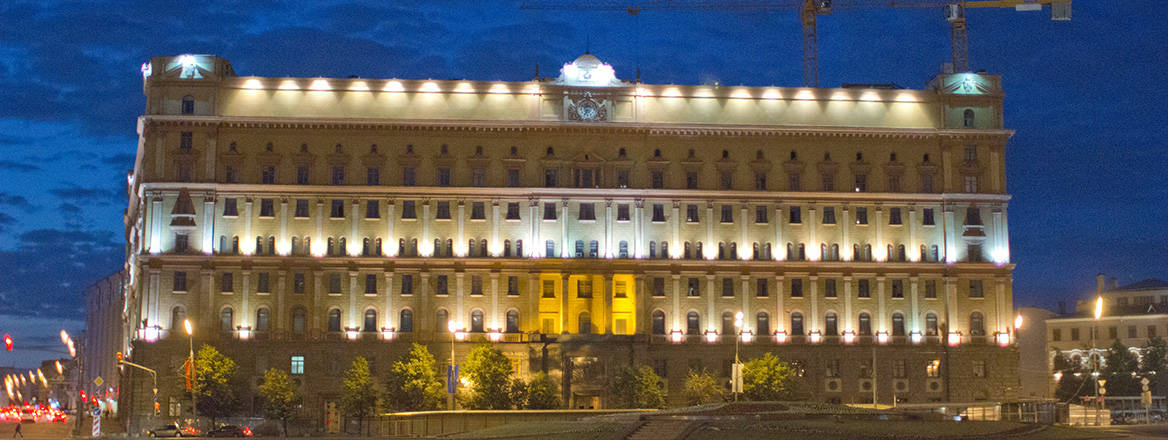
[184,319,197,429]
[1092,295,1103,425]
[733,311,744,402]
[447,320,458,411]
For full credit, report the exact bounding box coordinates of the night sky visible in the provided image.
[0,1,1163,368]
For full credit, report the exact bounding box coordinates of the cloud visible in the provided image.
[0,228,122,321]
[101,153,136,166]
[0,160,40,172]
[0,193,34,212]
[49,184,120,204]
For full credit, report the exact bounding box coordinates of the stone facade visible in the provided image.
[121,53,1018,428]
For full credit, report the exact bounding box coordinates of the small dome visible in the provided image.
[572,53,602,67]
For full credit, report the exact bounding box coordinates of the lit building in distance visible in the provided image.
[122,53,1017,425]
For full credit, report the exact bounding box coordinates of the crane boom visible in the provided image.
[520,0,1070,86]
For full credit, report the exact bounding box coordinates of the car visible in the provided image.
[146,422,187,437]
[205,424,253,437]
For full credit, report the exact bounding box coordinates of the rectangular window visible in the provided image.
[400,274,414,295]
[652,204,665,222]
[788,206,801,224]
[755,206,768,224]
[221,272,234,293]
[366,167,380,185]
[822,207,836,224]
[577,279,592,298]
[225,165,238,183]
[927,360,941,378]
[889,207,902,225]
[1071,328,1080,341]
[653,278,666,297]
[788,173,801,191]
[180,131,192,151]
[969,280,984,298]
[331,166,345,185]
[1128,325,1137,339]
[722,278,734,297]
[173,272,187,292]
[685,172,698,189]
[855,207,868,225]
[790,279,803,298]
[754,278,769,297]
[925,280,937,299]
[330,200,344,218]
[617,169,630,188]
[922,208,935,226]
[1108,326,1118,340]
[328,273,341,294]
[223,198,238,217]
[401,201,416,219]
[687,278,700,297]
[471,276,483,296]
[686,205,699,223]
[366,201,380,219]
[472,168,485,187]
[402,167,416,186]
[436,275,448,295]
[506,202,520,220]
[579,203,596,221]
[824,279,837,298]
[436,201,451,219]
[854,174,867,192]
[891,279,904,298]
[293,273,305,294]
[296,166,309,184]
[295,199,309,218]
[365,274,377,294]
[437,168,451,186]
[544,168,557,187]
[719,171,733,189]
[471,202,485,220]
[720,205,733,223]
[1051,328,1061,342]
[174,234,188,253]
[507,169,520,187]
[542,280,555,298]
[257,272,270,293]
[507,276,518,296]
[964,175,978,193]
[921,174,934,193]
[290,356,305,375]
[754,172,767,190]
[821,173,834,191]
[826,359,841,378]
[261,166,276,184]
[543,202,557,220]
[964,145,978,162]
[617,204,630,221]
[651,171,664,189]
[858,279,870,298]
[1149,326,1158,338]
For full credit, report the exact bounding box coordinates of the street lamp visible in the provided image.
[732,312,744,402]
[1092,295,1103,425]
[447,320,458,410]
[184,319,198,429]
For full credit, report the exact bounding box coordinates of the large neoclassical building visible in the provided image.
[121,53,1018,424]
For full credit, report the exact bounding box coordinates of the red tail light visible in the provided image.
[243,426,253,437]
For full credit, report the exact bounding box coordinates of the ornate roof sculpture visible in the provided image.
[553,53,626,87]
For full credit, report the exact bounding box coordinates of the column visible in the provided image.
[386,200,397,256]
[419,272,430,336]
[422,200,432,255]
[634,200,644,258]
[348,271,358,328]
[279,198,289,255]
[560,274,570,333]
[671,274,681,330]
[491,201,500,256]
[202,195,215,254]
[873,206,884,261]
[774,204,785,260]
[604,200,613,258]
[148,269,160,325]
[705,274,715,331]
[910,277,920,333]
[843,276,853,332]
[944,277,958,334]
[603,273,614,334]
[908,206,918,261]
[841,206,852,261]
[876,276,886,333]
[739,205,749,259]
[384,272,394,329]
[457,201,466,256]
[775,275,785,332]
[350,199,360,256]
[999,207,1010,263]
[529,200,539,257]
[528,272,539,330]
[243,198,253,254]
[490,272,500,329]
[149,196,162,253]
[808,206,818,260]
[559,200,569,258]
[671,201,680,252]
[635,275,648,333]
[995,279,1006,333]
[314,200,324,255]
[809,276,819,331]
[704,202,714,257]
[991,208,1003,263]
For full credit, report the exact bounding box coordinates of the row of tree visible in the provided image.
[1053,336,1168,402]
[187,344,804,434]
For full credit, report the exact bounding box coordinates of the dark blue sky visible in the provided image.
[0,1,1163,367]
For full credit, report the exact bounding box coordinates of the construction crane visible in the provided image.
[520,0,1071,87]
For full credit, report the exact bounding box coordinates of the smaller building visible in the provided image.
[1016,306,1056,399]
[83,270,128,415]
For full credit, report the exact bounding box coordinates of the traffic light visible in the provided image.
[153,401,161,416]
[4,334,11,351]
[115,352,123,362]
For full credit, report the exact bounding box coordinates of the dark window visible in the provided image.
[223,198,238,217]
[507,169,520,187]
[687,278,700,297]
[472,168,485,187]
[296,166,310,184]
[328,273,342,293]
[261,166,276,184]
[399,309,413,332]
[366,200,380,219]
[823,207,836,224]
[259,199,274,217]
[892,313,906,336]
[652,311,666,335]
[652,204,665,222]
[755,206,768,223]
[754,172,767,190]
[963,109,975,128]
[257,272,270,293]
[858,313,872,336]
[220,308,234,333]
[791,279,803,298]
[471,202,485,220]
[506,202,520,220]
[719,171,733,190]
[686,205,699,222]
[756,312,770,335]
[653,278,666,297]
[969,280,984,298]
[824,279,837,298]
[506,310,520,333]
[889,207,902,225]
[293,273,305,294]
[507,276,518,296]
[578,203,596,221]
[330,200,344,218]
[617,204,630,221]
[720,205,733,223]
[400,275,413,295]
[892,279,904,298]
[825,313,839,336]
[687,312,700,335]
[437,168,451,186]
[925,280,937,299]
[685,172,699,189]
[173,272,187,292]
[327,309,341,332]
[544,168,557,187]
[858,280,870,298]
[179,131,193,151]
[436,201,451,219]
[756,278,768,297]
[789,206,801,224]
[363,310,377,332]
[922,208,935,226]
[722,278,734,297]
[402,167,416,186]
[543,202,557,220]
[436,275,448,295]
[401,201,416,219]
[790,313,804,336]
[365,274,377,294]
[331,166,345,185]
[220,272,234,292]
[181,96,194,114]
[367,168,380,185]
[651,171,664,189]
[855,207,868,224]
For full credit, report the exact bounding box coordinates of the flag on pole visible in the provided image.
[183,359,193,391]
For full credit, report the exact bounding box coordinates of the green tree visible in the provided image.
[340,357,382,434]
[524,373,561,409]
[1140,336,1168,394]
[192,344,240,423]
[1052,350,1087,402]
[462,344,515,409]
[608,365,665,409]
[683,370,726,405]
[742,353,803,401]
[1102,339,1140,396]
[258,368,301,437]
[384,343,445,411]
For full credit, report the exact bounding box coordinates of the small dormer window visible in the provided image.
[265,142,274,152]
[923,153,930,163]
[756,150,764,160]
[790,151,797,160]
[824,152,830,160]
[300,143,308,153]
[475,145,483,155]
[335,144,342,154]
[618,147,626,158]
[440,144,448,154]
[406,144,414,154]
[370,144,378,153]
[229,142,238,152]
[721,150,729,159]
[510,146,518,155]
[181,95,194,114]
[546,147,554,156]
[856,152,863,161]
[890,153,897,161]
[654,149,661,158]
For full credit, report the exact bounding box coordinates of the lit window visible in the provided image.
[290,356,305,375]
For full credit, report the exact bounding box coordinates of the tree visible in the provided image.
[683,370,726,406]
[1140,337,1168,394]
[462,344,515,409]
[384,343,445,411]
[192,344,240,424]
[608,365,665,409]
[1052,350,1087,402]
[1102,339,1140,396]
[340,357,382,434]
[258,368,301,437]
[742,353,803,401]
[524,373,561,409]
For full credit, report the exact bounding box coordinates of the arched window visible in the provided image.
[578,312,591,334]
[468,239,476,257]
[589,240,599,258]
[327,309,341,332]
[718,242,726,260]
[820,244,828,261]
[896,244,906,262]
[684,242,692,259]
[220,307,234,333]
[399,239,406,256]
[410,239,418,256]
[892,312,905,336]
[479,239,487,257]
[729,243,738,259]
[267,236,275,255]
[649,241,657,259]
[963,109,975,128]
[256,308,271,333]
[291,237,300,255]
[797,244,806,261]
[471,310,484,332]
[753,243,760,260]
[364,309,378,332]
[171,306,186,331]
[764,243,772,259]
[925,312,939,336]
[652,310,666,335]
[328,238,337,256]
[858,313,872,336]
[181,95,194,114]
[232,236,239,254]
[506,310,520,333]
[790,312,804,336]
[830,243,839,261]
[375,238,382,256]
[920,245,928,262]
[515,239,523,257]
[787,243,795,260]
[853,244,860,261]
[292,308,306,335]
[255,236,264,255]
[436,309,449,333]
[930,245,940,262]
[660,242,668,259]
[825,312,838,336]
[504,240,512,257]
[220,235,227,253]
[399,309,414,332]
[364,238,372,256]
[721,312,735,336]
[304,237,311,256]
[756,312,770,335]
[969,312,985,336]
[695,242,703,259]
[686,312,700,335]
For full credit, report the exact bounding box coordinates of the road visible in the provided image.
[1098,424,1168,439]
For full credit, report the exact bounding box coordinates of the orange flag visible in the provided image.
[183,359,193,391]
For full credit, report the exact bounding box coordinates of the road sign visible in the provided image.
[93,376,104,387]
[447,365,459,394]
[1142,391,1153,407]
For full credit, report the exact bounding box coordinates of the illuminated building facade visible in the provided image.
[122,53,1018,423]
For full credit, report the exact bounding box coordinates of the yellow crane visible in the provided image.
[520,0,1071,87]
